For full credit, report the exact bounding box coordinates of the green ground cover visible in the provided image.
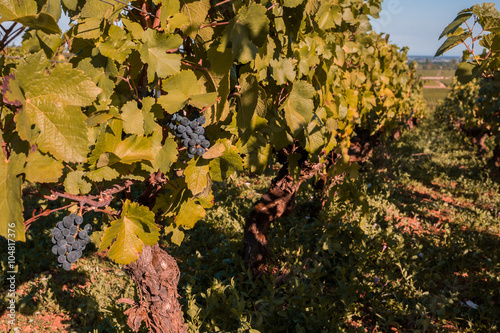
[1,104,499,332]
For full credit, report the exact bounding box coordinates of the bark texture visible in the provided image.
[123,244,187,333]
[242,162,324,274]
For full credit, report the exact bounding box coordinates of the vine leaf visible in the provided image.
[179,0,210,38]
[99,200,160,265]
[206,139,243,182]
[0,0,61,34]
[0,150,26,242]
[64,170,92,195]
[175,198,206,229]
[184,161,210,195]
[8,52,101,163]
[24,151,63,183]
[281,80,315,136]
[153,138,178,174]
[139,29,183,83]
[98,25,135,63]
[218,4,269,63]
[158,70,218,113]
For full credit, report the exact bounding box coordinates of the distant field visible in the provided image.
[416,69,455,78]
[423,88,450,103]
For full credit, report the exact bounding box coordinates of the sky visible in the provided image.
[370,0,490,57]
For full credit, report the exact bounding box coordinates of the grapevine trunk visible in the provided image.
[124,244,187,333]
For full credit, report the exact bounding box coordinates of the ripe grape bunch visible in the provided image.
[168,112,210,159]
[50,214,92,271]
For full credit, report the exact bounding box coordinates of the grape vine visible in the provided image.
[0,0,426,331]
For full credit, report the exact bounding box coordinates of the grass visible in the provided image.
[1,106,499,332]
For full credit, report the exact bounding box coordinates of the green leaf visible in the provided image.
[64,170,92,195]
[110,135,153,165]
[237,73,258,132]
[0,0,61,34]
[75,17,103,39]
[438,12,473,39]
[435,32,472,57]
[24,151,63,183]
[184,162,210,195]
[98,25,135,62]
[99,200,160,265]
[139,29,183,83]
[0,150,25,242]
[218,4,269,63]
[270,58,296,85]
[121,101,145,136]
[0,0,37,22]
[153,138,178,173]
[170,227,185,246]
[179,0,210,38]
[87,166,120,182]
[158,70,217,113]
[316,3,341,30]
[283,0,304,8]
[281,80,315,136]
[12,52,101,163]
[175,198,205,229]
[206,139,243,181]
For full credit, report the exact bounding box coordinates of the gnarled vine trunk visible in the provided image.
[123,244,187,333]
[242,162,325,274]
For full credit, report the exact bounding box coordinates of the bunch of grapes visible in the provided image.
[168,113,210,159]
[50,214,92,271]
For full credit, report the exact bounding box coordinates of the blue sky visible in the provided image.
[371,0,489,57]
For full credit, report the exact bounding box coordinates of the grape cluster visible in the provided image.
[50,214,92,271]
[168,113,210,159]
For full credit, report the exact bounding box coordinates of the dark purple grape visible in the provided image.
[172,113,177,121]
[189,121,198,129]
[201,140,210,148]
[57,255,66,263]
[66,235,75,244]
[63,217,73,228]
[188,146,197,154]
[177,125,186,133]
[52,237,57,244]
[198,116,206,124]
[185,126,193,133]
[182,139,190,147]
[69,225,78,235]
[187,153,194,159]
[180,117,189,126]
[188,139,196,146]
[76,250,83,258]
[57,239,68,247]
[195,127,204,135]
[57,246,67,256]
[52,245,59,255]
[75,215,83,225]
[52,229,62,237]
[54,232,64,240]
[62,262,72,271]
[62,228,70,237]
[57,221,64,230]
[196,147,205,156]
[67,251,78,263]
[79,230,88,239]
